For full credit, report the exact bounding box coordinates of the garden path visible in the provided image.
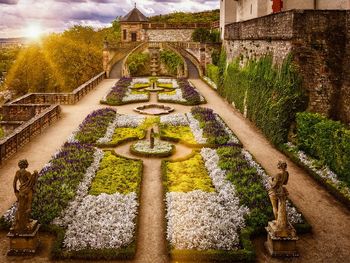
[0,77,350,263]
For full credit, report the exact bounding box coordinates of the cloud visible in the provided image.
[0,0,219,37]
[0,0,18,5]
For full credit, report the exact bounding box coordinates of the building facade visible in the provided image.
[120,7,148,42]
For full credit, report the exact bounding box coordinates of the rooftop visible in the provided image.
[121,7,149,22]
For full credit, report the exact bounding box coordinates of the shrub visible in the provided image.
[219,54,307,145]
[296,112,350,187]
[160,50,184,76]
[127,52,150,76]
[206,64,219,86]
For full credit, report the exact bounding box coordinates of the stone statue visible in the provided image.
[268,161,296,237]
[265,161,298,257]
[150,128,155,149]
[11,160,38,233]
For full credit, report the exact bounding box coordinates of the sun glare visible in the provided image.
[26,23,44,40]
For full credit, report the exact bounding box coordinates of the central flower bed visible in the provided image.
[130,140,175,158]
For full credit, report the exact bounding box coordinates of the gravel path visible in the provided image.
[0,76,349,263]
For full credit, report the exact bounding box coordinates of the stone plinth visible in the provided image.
[7,221,40,256]
[265,221,298,257]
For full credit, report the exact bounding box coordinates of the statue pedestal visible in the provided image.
[7,221,40,256]
[265,221,298,257]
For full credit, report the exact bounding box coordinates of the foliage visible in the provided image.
[296,112,350,187]
[192,28,220,43]
[32,142,95,224]
[103,77,132,105]
[211,49,220,66]
[206,64,219,87]
[75,108,116,144]
[89,151,142,195]
[217,49,227,89]
[127,52,150,76]
[0,47,21,84]
[159,124,197,145]
[5,25,112,95]
[133,83,150,89]
[216,146,273,229]
[163,152,215,193]
[160,50,184,76]
[149,9,219,23]
[219,54,307,145]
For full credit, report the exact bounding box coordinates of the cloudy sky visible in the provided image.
[0,0,219,38]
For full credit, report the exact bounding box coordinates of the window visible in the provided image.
[123,29,127,40]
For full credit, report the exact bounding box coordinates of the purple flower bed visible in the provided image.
[178,78,203,105]
[191,106,231,145]
[31,142,96,224]
[104,77,132,105]
[75,108,116,144]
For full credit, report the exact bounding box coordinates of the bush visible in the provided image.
[160,50,184,76]
[127,52,150,76]
[296,112,350,187]
[206,64,219,86]
[219,54,307,145]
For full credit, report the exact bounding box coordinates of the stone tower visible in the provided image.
[120,5,149,42]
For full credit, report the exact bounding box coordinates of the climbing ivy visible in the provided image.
[127,52,150,76]
[219,54,307,145]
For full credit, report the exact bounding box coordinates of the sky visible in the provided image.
[0,0,219,38]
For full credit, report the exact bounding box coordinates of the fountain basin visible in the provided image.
[134,104,174,115]
[130,140,175,158]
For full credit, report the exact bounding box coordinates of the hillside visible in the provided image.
[149,9,219,23]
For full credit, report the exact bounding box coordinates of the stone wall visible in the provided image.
[146,29,194,42]
[224,10,350,125]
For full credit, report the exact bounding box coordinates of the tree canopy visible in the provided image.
[149,9,219,23]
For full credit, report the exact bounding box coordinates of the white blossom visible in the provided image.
[203,76,218,90]
[97,114,120,144]
[160,113,189,126]
[63,192,138,250]
[158,89,186,102]
[115,114,145,128]
[186,113,207,144]
[132,140,173,154]
[122,90,149,102]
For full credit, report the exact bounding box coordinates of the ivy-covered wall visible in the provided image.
[218,54,307,145]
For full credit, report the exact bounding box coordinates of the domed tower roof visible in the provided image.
[121,6,149,22]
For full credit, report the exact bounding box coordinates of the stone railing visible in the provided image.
[0,71,106,165]
[0,104,60,164]
[142,22,212,30]
[9,72,105,105]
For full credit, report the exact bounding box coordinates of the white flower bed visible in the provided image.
[165,148,248,250]
[132,140,173,155]
[122,90,148,103]
[203,76,218,90]
[53,148,104,227]
[286,142,350,197]
[160,113,189,126]
[158,89,186,102]
[186,113,207,144]
[63,192,138,250]
[115,114,145,128]
[131,78,149,84]
[214,115,240,144]
[241,149,303,224]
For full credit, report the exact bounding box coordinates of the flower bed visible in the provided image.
[101,77,150,105]
[73,108,116,144]
[282,142,350,208]
[52,150,142,259]
[191,107,240,145]
[158,78,205,105]
[130,140,175,158]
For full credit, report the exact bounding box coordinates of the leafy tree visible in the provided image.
[150,9,219,23]
[192,28,211,43]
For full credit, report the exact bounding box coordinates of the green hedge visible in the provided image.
[219,54,307,145]
[296,112,350,187]
[206,64,219,86]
